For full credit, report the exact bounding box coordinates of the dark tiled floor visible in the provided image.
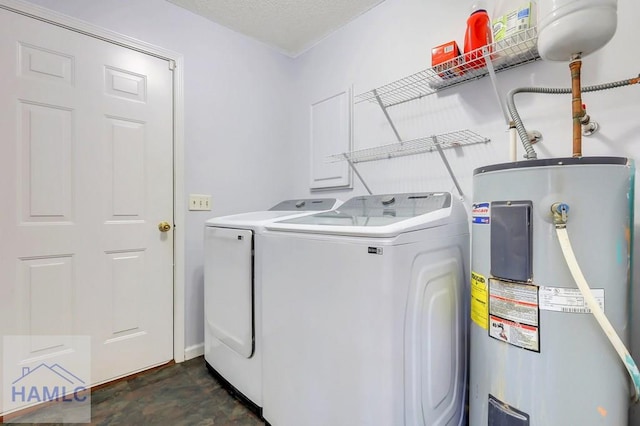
[4,356,264,425]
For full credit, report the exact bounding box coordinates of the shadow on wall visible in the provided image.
[192,265,205,312]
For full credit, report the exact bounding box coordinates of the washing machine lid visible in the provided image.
[266,193,460,237]
[205,198,341,230]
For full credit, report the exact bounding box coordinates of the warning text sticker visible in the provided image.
[488,279,540,352]
[489,315,539,352]
[489,279,539,326]
[471,272,488,330]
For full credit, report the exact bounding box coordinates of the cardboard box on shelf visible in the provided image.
[492,2,537,42]
[431,41,464,80]
[491,1,537,64]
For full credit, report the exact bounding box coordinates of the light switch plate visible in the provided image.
[189,194,211,211]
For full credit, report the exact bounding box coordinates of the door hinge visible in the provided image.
[168,59,176,71]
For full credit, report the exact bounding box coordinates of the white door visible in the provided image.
[0,6,174,405]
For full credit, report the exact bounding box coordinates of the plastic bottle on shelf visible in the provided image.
[463,0,493,69]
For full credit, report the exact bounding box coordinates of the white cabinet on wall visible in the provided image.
[309,88,352,190]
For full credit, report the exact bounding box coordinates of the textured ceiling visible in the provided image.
[166,0,386,57]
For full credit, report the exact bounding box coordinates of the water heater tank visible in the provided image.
[537,0,618,61]
[469,157,634,425]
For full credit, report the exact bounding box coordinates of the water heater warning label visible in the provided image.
[539,286,605,314]
[488,279,540,352]
[489,315,539,352]
[471,272,489,330]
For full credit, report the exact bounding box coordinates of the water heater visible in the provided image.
[469,157,634,425]
[537,0,618,61]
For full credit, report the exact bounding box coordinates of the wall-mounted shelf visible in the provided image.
[355,27,540,108]
[329,129,489,164]
[329,130,488,197]
[333,27,540,197]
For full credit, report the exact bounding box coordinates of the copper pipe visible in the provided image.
[570,58,585,157]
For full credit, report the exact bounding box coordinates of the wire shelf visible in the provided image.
[328,129,490,164]
[355,27,540,108]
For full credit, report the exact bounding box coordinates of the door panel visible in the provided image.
[107,250,145,336]
[0,7,173,413]
[20,101,74,222]
[20,256,74,340]
[204,227,254,358]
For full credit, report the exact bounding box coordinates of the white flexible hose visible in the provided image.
[555,226,640,402]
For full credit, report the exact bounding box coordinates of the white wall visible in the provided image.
[291,0,640,421]
[20,0,297,350]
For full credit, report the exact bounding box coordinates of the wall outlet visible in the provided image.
[189,194,212,211]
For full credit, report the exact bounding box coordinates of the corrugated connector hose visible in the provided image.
[552,202,640,403]
[507,75,640,160]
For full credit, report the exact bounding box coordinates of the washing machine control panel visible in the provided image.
[342,192,451,218]
[269,198,338,211]
[278,192,452,227]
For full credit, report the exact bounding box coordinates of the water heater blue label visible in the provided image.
[472,202,490,224]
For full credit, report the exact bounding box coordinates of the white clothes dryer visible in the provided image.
[261,192,469,426]
[203,198,341,415]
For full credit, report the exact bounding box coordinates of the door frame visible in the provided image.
[0,0,187,363]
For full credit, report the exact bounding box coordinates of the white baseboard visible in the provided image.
[184,343,204,361]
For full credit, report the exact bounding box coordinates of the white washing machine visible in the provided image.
[261,192,470,426]
[203,198,341,415]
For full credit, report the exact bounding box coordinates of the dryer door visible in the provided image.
[204,227,254,358]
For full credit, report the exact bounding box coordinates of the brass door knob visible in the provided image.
[158,221,172,232]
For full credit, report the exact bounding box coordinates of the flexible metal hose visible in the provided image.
[507,75,640,160]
